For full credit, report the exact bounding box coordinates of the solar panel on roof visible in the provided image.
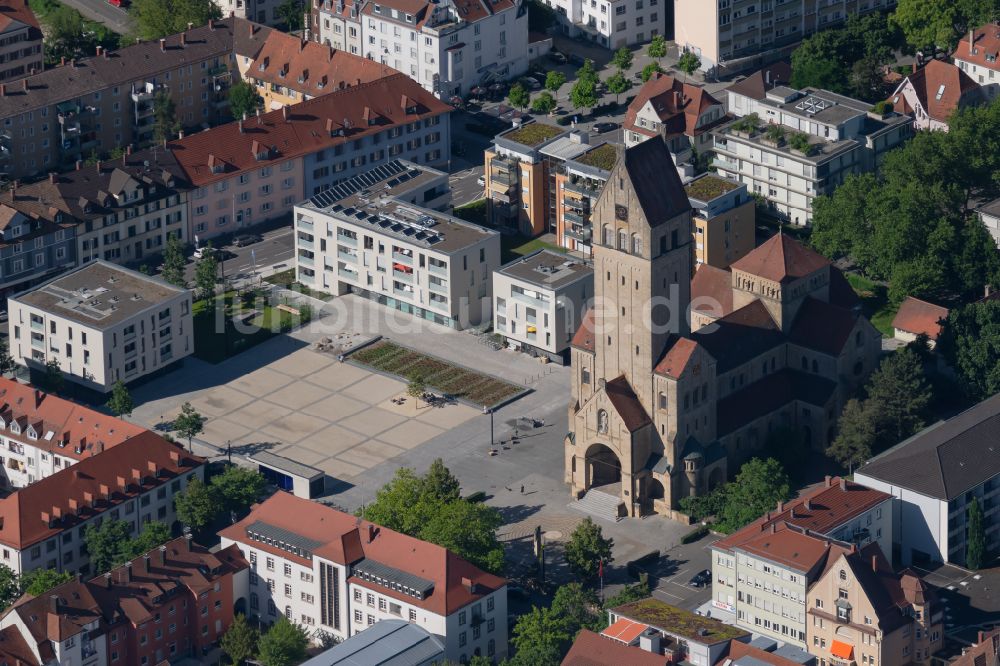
[355,211,368,220]
[402,227,415,236]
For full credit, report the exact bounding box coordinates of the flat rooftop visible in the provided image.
[761,87,867,126]
[574,143,619,171]
[500,122,563,148]
[497,249,592,291]
[538,132,594,161]
[249,450,322,480]
[685,174,740,202]
[611,598,750,645]
[300,160,496,254]
[12,261,188,329]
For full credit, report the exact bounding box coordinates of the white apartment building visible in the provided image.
[493,249,592,363]
[0,431,204,576]
[213,0,287,25]
[314,0,365,55]
[711,477,893,647]
[8,261,194,394]
[674,0,898,76]
[295,160,500,329]
[712,85,911,224]
[954,22,1000,101]
[361,0,529,98]
[541,0,663,49]
[220,492,509,663]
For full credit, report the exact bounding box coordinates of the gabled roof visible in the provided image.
[788,297,860,356]
[562,629,669,666]
[890,60,981,124]
[730,233,830,284]
[690,264,733,318]
[620,137,692,226]
[953,23,1000,73]
[736,522,841,574]
[857,393,1000,500]
[951,628,1000,666]
[716,368,836,436]
[726,62,793,101]
[571,308,596,352]
[624,72,724,139]
[0,0,40,33]
[726,639,816,666]
[892,296,949,339]
[604,376,652,432]
[653,337,701,379]
[692,299,784,373]
[0,625,39,666]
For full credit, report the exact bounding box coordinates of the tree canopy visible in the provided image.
[939,299,1000,401]
[85,520,172,574]
[564,517,613,580]
[508,83,530,110]
[107,381,134,419]
[717,458,792,532]
[174,477,216,531]
[531,91,557,115]
[257,617,309,666]
[21,569,73,597]
[676,51,702,81]
[131,0,222,40]
[221,613,258,666]
[194,243,219,300]
[545,70,566,94]
[509,606,570,666]
[228,80,263,121]
[640,61,663,82]
[611,47,633,72]
[173,402,205,451]
[161,233,187,288]
[647,34,667,61]
[967,497,986,569]
[891,0,996,52]
[0,566,19,612]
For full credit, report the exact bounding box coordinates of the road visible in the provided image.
[59,0,133,34]
[183,226,295,284]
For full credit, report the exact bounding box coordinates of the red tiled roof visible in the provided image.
[952,628,1000,666]
[690,264,733,317]
[0,432,204,549]
[716,368,836,436]
[0,0,40,32]
[726,640,812,666]
[725,62,793,101]
[0,378,147,462]
[248,30,397,97]
[654,337,700,379]
[953,23,1000,73]
[624,73,724,139]
[890,60,981,124]
[219,491,506,616]
[737,522,839,573]
[892,296,949,339]
[605,376,652,432]
[788,297,860,356]
[571,308,596,352]
[0,625,39,666]
[169,74,450,186]
[692,300,784,374]
[562,629,669,666]
[730,233,830,284]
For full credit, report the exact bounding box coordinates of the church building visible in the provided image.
[563,137,880,520]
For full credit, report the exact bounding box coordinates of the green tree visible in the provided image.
[545,70,566,94]
[678,486,727,522]
[569,77,598,110]
[891,0,992,51]
[0,339,17,376]
[866,348,932,448]
[676,50,701,82]
[967,496,986,569]
[939,300,1000,401]
[531,91,557,115]
[508,83,530,110]
[640,61,663,82]
[228,80,263,121]
[564,517,613,580]
[509,606,570,666]
[107,380,134,419]
[602,580,650,610]
[605,71,630,103]
[576,58,598,85]
[551,583,602,635]
[21,569,72,596]
[161,233,187,288]
[174,477,217,531]
[0,565,19,611]
[275,0,304,30]
[131,521,172,556]
[210,465,267,517]
[791,31,850,93]
[131,0,221,40]
[647,34,667,61]
[718,458,791,533]
[422,458,461,503]
[221,613,258,666]
[611,46,633,72]
[84,520,168,573]
[419,499,505,573]
[194,242,219,300]
[173,402,205,452]
[407,373,426,409]
[257,616,309,666]
[827,398,877,472]
[43,359,63,394]
[152,90,181,144]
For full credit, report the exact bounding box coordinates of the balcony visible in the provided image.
[131,82,160,103]
[565,226,592,242]
[338,266,359,280]
[30,319,43,331]
[297,236,315,251]
[428,262,447,275]
[337,249,357,263]
[512,290,545,307]
[429,280,448,295]
[563,179,600,196]
[392,268,414,283]
[336,233,358,246]
[392,251,413,264]
[297,215,314,230]
[393,287,415,298]
[564,210,585,225]
[297,252,314,265]
[489,170,517,187]
[563,196,588,210]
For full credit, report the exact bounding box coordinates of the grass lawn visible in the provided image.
[847,273,896,337]
[263,269,333,301]
[453,199,487,226]
[350,340,524,408]
[193,290,312,363]
[500,235,567,263]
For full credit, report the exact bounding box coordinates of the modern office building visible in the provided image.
[493,249,592,363]
[855,394,1000,567]
[0,431,204,575]
[553,141,616,256]
[295,160,498,329]
[953,23,1000,101]
[673,0,898,76]
[541,0,664,49]
[711,85,912,225]
[684,173,754,269]
[0,0,42,85]
[8,262,194,393]
[220,491,509,662]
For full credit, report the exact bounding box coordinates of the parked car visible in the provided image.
[548,51,567,64]
[592,121,619,134]
[232,233,263,247]
[476,175,486,187]
[107,0,129,6]
[689,569,712,587]
[193,246,214,260]
[507,584,529,599]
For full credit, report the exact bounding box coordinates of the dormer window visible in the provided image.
[26,426,36,440]
[10,422,20,434]
[374,3,381,12]
[405,13,412,21]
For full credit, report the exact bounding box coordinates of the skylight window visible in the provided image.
[935,84,946,100]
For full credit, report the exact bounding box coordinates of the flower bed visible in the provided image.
[351,340,524,407]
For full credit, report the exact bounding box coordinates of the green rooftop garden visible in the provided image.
[685,175,739,201]
[611,598,749,643]
[504,122,563,147]
[576,143,619,171]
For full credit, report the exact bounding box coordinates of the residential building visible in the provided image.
[0,535,247,665]
[360,0,529,99]
[0,377,148,490]
[953,23,1000,100]
[243,28,396,110]
[887,60,982,131]
[295,159,499,329]
[0,196,77,301]
[807,543,943,665]
[213,0,287,26]
[0,17,273,181]
[562,628,670,665]
[605,598,750,666]
[303,619,445,665]
[977,197,1000,248]
[540,0,664,49]
[0,431,205,575]
[8,262,193,393]
[726,639,816,666]
[554,142,616,256]
[711,476,893,646]
[313,0,365,55]
[564,137,880,520]
[673,0,898,76]
[493,249,592,363]
[724,62,793,116]
[891,297,949,348]
[219,491,509,662]
[170,74,450,240]
[952,628,1000,666]
[623,72,727,180]
[0,147,189,267]
[0,1,42,85]
[855,393,1000,567]
[712,85,912,225]
[684,173,754,269]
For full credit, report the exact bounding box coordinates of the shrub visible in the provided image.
[871,100,893,115]
[789,132,813,154]
[681,525,709,544]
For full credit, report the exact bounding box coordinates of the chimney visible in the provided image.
[48,172,56,184]
[184,532,193,552]
[770,523,777,534]
[461,576,475,593]
[765,69,771,85]
[21,78,27,91]
[104,572,112,589]
[300,37,307,52]
[48,596,58,614]
[282,105,289,121]
[51,506,62,520]
[638,628,661,655]
[116,475,127,490]
[777,501,785,512]
[158,545,167,566]
[971,29,975,49]
[96,46,102,57]
[912,62,918,74]
[672,90,680,108]
[99,483,110,499]
[104,46,109,59]
[75,160,82,171]
[839,477,847,491]
[132,468,142,481]
[825,475,832,487]
[142,554,150,573]
[147,460,158,476]
[188,22,193,30]
[804,498,811,510]
[60,56,65,66]
[125,562,132,582]
[95,159,101,172]
[68,498,78,511]
[181,31,187,46]
[872,555,878,573]
[169,450,180,463]
[367,525,376,542]
[125,145,132,156]
[159,38,166,52]
[208,18,214,30]
[239,118,244,133]
[46,612,59,639]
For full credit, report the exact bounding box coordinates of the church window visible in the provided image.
[581,368,590,384]
[632,235,641,255]
[635,345,639,355]
[671,229,678,247]
[603,225,612,246]
[621,307,625,316]
[636,281,639,290]
[607,271,611,281]
[615,204,627,221]
[701,385,707,401]
[597,410,608,434]
[618,230,627,251]
[659,236,667,254]
[684,393,690,409]
[607,336,612,345]
[621,276,625,286]
[855,331,863,346]
[658,393,667,410]
[811,359,818,373]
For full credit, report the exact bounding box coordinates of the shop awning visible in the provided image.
[831,640,854,660]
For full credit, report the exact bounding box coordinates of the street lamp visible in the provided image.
[483,405,494,451]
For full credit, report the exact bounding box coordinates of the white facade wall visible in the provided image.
[213,0,287,25]
[547,0,664,49]
[955,57,1000,100]
[493,272,590,356]
[317,4,364,55]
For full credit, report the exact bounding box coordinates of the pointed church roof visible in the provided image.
[654,337,701,379]
[605,376,652,432]
[621,137,691,226]
[730,233,830,284]
[571,308,596,352]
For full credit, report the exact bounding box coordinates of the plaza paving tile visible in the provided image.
[201,416,254,443]
[191,386,255,417]
[256,412,329,444]
[340,374,405,404]
[414,403,478,429]
[228,401,293,431]
[354,439,406,460]
[336,443,398,469]
[297,424,366,454]
[268,445,330,467]
[275,348,335,377]
[316,456,366,479]
[304,363,371,391]
[230,367,295,397]
[375,420,444,449]
[300,394,369,420]
[265,381,330,409]
[337,407,407,437]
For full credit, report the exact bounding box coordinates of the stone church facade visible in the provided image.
[564,137,881,520]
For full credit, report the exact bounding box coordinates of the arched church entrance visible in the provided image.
[586,443,622,489]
